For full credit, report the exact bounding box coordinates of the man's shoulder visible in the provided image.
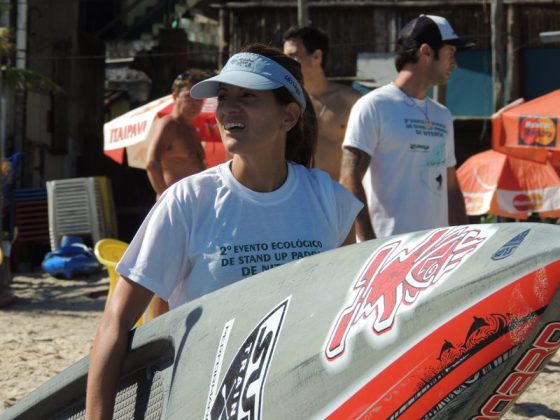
[330,82,362,97]
[158,115,182,130]
[328,82,362,104]
[365,83,399,98]
[316,83,361,116]
[428,97,452,115]
[158,116,199,138]
[355,84,402,107]
[150,115,178,135]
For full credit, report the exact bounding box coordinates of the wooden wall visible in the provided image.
[211,1,560,167]
[214,0,560,97]
[215,3,485,76]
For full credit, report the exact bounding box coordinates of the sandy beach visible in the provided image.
[0,273,107,414]
[0,272,559,418]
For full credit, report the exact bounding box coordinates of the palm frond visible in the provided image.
[1,66,62,93]
[0,27,12,56]
[0,42,13,55]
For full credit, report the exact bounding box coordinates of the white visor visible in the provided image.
[190,52,306,113]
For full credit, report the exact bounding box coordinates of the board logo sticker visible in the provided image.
[205,319,235,418]
[324,226,492,366]
[491,229,530,260]
[393,309,545,419]
[472,321,560,419]
[423,348,518,419]
[206,297,290,420]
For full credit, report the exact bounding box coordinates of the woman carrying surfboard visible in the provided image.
[85,43,362,419]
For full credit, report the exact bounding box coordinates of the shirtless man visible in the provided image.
[145,70,208,316]
[283,26,361,180]
[146,70,207,199]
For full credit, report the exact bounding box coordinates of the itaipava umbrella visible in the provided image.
[103,96,226,169]
[457,149,560,219]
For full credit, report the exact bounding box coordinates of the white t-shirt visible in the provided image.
[343,83,456,238]
[117,161,362,308]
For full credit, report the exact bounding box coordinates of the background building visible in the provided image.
[1,0,559,268]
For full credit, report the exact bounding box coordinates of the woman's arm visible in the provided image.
[86,276,154,420]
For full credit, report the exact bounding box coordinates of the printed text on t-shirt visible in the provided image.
[404,118,447,137]
[219,239,324,276]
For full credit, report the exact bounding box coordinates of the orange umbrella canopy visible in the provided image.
[492,89,560,165]
[457,149,560,219]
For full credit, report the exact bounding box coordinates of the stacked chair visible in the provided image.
[46,176,118,251]
[10,187,50,271]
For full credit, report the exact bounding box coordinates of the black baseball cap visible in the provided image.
[397,15,475,52]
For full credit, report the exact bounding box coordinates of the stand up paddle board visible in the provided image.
[2,223,559,419]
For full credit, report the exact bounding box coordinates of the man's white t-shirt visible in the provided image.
[117,161,362,309]
[343,83,456,238]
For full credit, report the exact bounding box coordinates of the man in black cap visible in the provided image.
[340,15,471,240]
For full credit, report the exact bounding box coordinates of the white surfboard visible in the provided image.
[2,223,559,419]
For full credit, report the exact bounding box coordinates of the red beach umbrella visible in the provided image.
[492,90,560,166]
[457,149,560,219]
[103,96,226,168]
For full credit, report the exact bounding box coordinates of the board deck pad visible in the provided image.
[2,223,559,419]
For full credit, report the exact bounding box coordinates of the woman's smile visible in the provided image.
[216,84,289,157]
[223,121,246,131]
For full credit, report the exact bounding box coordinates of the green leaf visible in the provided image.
[1,66,62,93]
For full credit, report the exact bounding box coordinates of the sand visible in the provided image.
[0,273,107,413]
[0,273,558,418]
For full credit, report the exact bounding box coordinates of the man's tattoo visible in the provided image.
[341,147,370,173]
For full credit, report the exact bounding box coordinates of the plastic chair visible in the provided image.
[94,239,128,303]
[47,177,117,252]
[94,238,148,327]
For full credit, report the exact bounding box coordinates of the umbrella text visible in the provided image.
[108,121,148,144]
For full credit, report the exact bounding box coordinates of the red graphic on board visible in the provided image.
[418,313,514,389]
[325,260,560,420]
[325,226,487,361]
